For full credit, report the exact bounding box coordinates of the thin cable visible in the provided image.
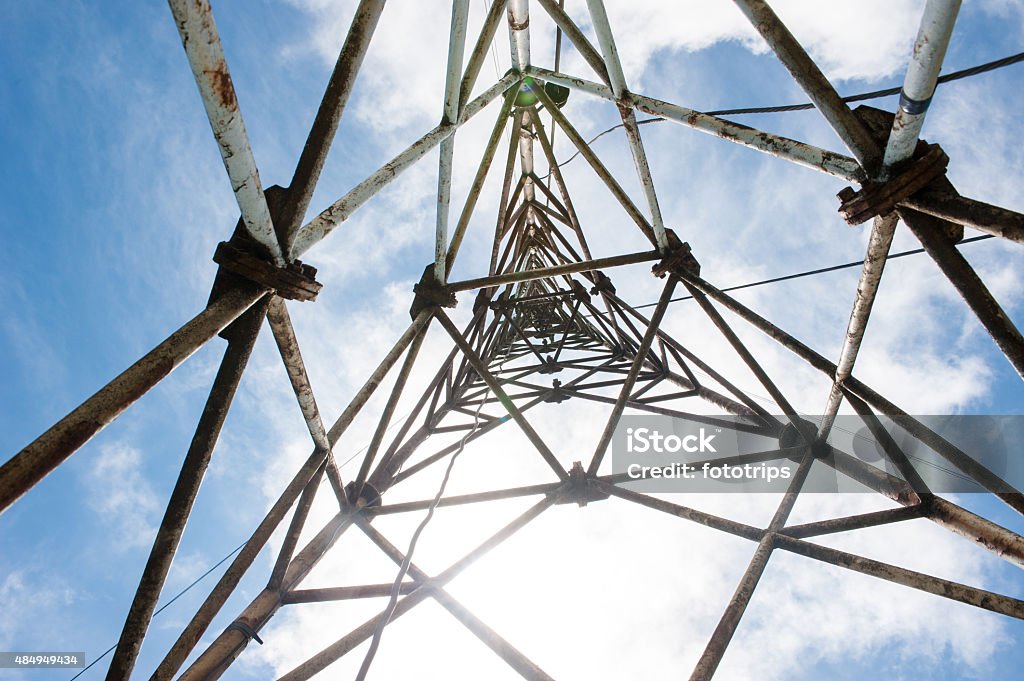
[545,0,565,207]
[540,51,1024,177]
[707,50,1024,116]
[354,383,490,681]
[618,234,994,314]
[67,541,247,681]
[482,0,501,79]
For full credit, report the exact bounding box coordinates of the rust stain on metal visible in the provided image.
[205,66,237,109]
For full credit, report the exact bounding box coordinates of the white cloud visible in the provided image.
[593,0,925,88]
[0,570,77,648]
[82,443,162,551]
[287,0,928,135]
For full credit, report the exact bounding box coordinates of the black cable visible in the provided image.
[617,234,995,314]
[541,51,1024,177]
[705,50,1024,116]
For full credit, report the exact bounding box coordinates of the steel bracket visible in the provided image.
[589,270,616,295]
[539,357,562,374]
[212,239,321,302]
[553,461,610,507]
[542,378,570,404]
[489,290,515,314]
[652,228,700,279]
[571,280,592,303]
[838,142,949,226]
[410,264,458,320]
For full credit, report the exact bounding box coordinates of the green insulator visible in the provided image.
[514,77,541,107]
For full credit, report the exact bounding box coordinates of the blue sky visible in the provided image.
[1,1,1023,679]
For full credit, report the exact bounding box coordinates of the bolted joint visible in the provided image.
[473,288,495,315]
[538,356,562,374]
[837,141,949,226]
[571,280,592,304]
[778,418,830,460]
[542,378,570,404]
[589,271,616,296]
[210,185,321,306]
[652,228,700,279]
[409,264,457,320]
[552,461,610,507]
[489,290,514,314]
[212,236,321,302]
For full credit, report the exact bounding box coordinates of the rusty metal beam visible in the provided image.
[535,0,610,84]
[491,113,523,275]
[105,299,269,681]
[780,506,926,539]
[729,0,880,172]
[587,276,677,476]
[153,311,431,680]
[267,297,348,503]
[1,284,266,514]
[283,583,417,604]
[816,213,900,439]
[293,72,519,258]
[458,0,509,116]
[178,510,359,681]
[594,481,762,541]
[507,0,530,71]
[371,481,562,515]
[774,533,1024,619]
[449,248,661,291]
[818,0,961,439]
[532,83,658,245]
[358,521,557,681]
[585,0,669,250]
[903,191,1024,244]
[927,497,1024,568]
[167,0,285,264]
[901,208,1024,378]
[688,451,816,681]
[352,316,432,495]
[446,86,518,275]
[881,0,961,171]
[682,281,805,431]
[434,0,471,283]
[527,66,864,181]
[677,271,1024,515]
[277,0,388,251]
